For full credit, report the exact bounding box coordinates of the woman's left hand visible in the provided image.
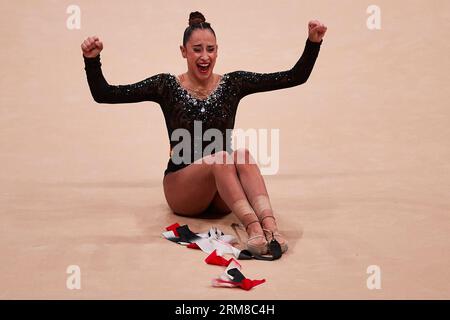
[308,20,327,43]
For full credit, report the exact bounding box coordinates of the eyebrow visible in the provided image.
[193,44,215,47]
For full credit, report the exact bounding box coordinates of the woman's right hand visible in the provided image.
[81,36,103,58]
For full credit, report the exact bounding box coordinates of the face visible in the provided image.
[180,29,218,80]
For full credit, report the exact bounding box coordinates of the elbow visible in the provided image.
[90,91,109,104]
[293,75,309,86]
[87,83,110,103]
[288,69,311,87]
[92,95,105,103]
[298,77,309,85]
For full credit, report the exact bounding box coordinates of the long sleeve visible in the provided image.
[232,38,323,99]
[83,54,165,104]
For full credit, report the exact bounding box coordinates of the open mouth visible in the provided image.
[197,63,210,73]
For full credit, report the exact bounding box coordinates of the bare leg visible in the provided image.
[163,151,267,253]
[232,148,287,250]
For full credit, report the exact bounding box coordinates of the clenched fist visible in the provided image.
[81,36,103,58]
[308,20,327,43]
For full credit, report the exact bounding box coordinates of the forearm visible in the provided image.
[289,38,322,85]
[83,54,111,103]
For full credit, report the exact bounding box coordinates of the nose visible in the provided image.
[200,51,208,60]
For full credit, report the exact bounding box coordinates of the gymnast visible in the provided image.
[81,11,327,256]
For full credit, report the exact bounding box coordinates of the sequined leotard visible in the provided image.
[83,38,322,176]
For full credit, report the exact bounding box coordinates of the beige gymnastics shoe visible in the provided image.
[245,220,268,256]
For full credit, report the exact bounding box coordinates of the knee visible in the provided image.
[232,148,256,170]
[210,151,236,174]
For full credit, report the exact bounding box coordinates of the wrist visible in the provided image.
[307,38,323,45]
[83,53,100,59]
[83,54,101,69]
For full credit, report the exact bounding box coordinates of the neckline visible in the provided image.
[172,73,227,101]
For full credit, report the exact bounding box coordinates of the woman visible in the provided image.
[81,11,327,256]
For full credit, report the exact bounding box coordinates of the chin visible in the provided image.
[197,70,213,77]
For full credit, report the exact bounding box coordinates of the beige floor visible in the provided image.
[1,0,449,299]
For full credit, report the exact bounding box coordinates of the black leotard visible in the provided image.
[83,38,322,177]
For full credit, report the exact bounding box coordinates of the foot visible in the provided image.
[246,222,268,255]
[261,216,288,253]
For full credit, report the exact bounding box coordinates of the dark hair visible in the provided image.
[183,11,216,47]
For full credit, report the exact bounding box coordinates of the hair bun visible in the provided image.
[189,11,206,26]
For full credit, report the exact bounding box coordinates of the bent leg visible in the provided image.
[232,148,288,250]
[203,191,232,217]
[163,152,245,216]
[163,157,217,216]
[163,151,268,253]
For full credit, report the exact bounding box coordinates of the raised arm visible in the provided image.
[233,20,327,99]
[81,36,165,104]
